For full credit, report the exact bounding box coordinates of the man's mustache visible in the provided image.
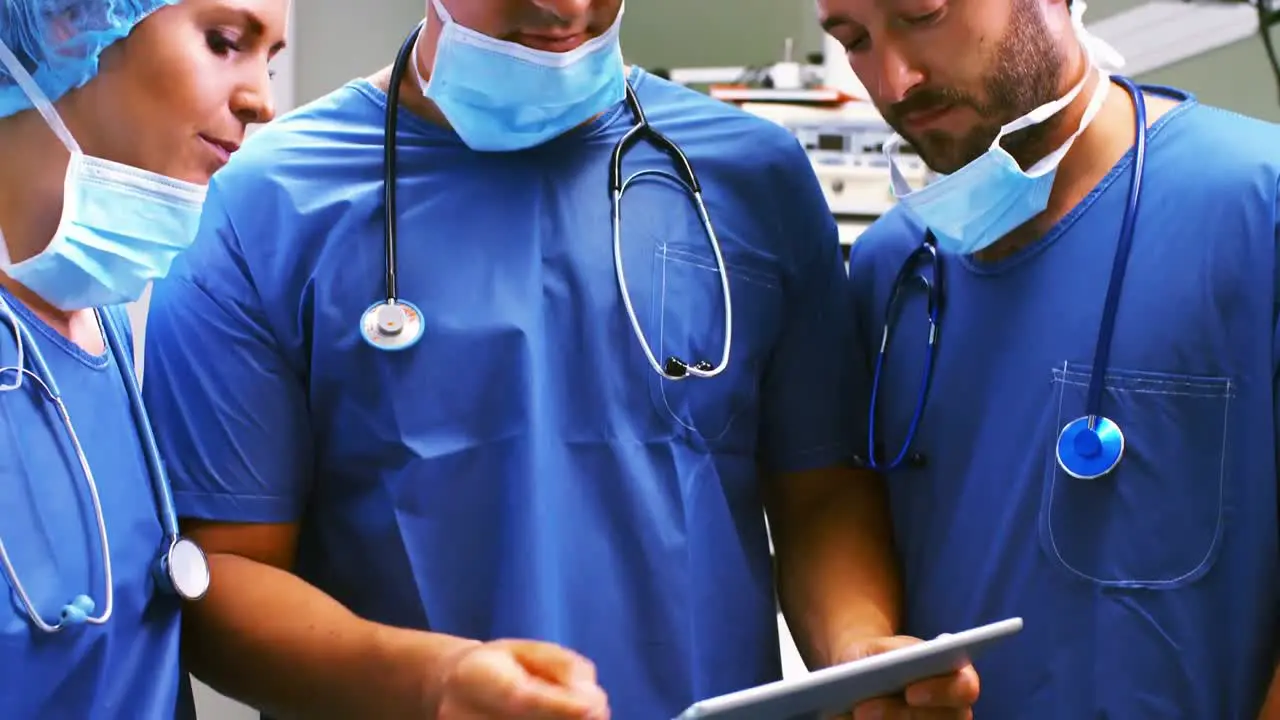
[885,88,975,124]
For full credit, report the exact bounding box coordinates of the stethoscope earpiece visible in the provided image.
[663,357,715,379]
[59,594,95,626]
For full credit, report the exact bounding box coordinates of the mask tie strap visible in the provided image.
[997,55,1092,141]
[432,0,454,25]
[409,27,430,94]
[0,40,80,155]
[1072,1,1126,73]
[1024,68,1111,177]
[883,134,916,197]
[0,40,83,268]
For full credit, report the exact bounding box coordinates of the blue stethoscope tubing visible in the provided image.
[867,74,1148,479]
[0,298,210,633]
[867,240,942,472]
[1055,75,1145,480]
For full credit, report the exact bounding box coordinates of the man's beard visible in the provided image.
[885,0,1067,174]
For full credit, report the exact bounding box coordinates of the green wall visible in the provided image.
[1137,35,1280,123]
[619,0,823,71]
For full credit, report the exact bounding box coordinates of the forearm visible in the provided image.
[1260,664,1280,719]
[769,468,902,669]
[184,553,479,720]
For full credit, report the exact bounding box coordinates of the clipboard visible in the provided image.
[674,617,1023,719]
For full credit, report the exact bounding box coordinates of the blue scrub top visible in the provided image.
[0,293,192,718]
[142,67,855,718]
[848,89,1280,717]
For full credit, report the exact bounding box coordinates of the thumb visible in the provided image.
[507,640,600,691]
[839,635,923,662]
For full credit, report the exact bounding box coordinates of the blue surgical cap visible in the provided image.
[0,0,181,119]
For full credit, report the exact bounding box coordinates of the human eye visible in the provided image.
[205,28,242,57]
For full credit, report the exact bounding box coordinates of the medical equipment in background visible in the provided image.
[744,101,932,249]
[866,75,1149,479]
[0,300,210,633]
[371,23,733,382]
[666,35,925,251]
[665,38,838,104]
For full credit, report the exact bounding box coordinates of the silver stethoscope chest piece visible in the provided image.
[360,300,424,351]
[158,537,210,601]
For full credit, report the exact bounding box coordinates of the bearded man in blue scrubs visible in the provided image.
[140,1,980,717]
[821,0,1280,715]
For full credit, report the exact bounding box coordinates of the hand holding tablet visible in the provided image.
[837,634,981,720]
[675,617,1022,720]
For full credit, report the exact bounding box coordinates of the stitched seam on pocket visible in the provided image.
[1042,374,1230,588]
[1052,368,1234,398]
[656,253,697,435]
[653,247,752,442]
[661,247,780,289]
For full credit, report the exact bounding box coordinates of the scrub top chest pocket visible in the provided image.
[1039,363,1234,589]
[647,245,782,446]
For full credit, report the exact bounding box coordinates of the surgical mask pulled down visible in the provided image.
[416,0,628,152]
[883,3,1122,256]
[0,39,206,311]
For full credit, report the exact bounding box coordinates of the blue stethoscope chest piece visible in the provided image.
[360,300,424,351]
[1055,414,1125,479]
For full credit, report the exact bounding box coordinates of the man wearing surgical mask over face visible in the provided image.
[823,0,1280,716]
[140,1,921,718]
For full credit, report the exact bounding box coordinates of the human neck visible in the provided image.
[972,51,1127,262]
[0,110,94,337]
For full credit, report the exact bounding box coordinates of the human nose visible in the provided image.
[532,0,594,21]
[863,42,925,105]
[232,65,276,125]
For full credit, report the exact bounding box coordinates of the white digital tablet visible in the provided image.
[674,617,1023,720]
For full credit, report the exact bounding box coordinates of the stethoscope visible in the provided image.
[0,297,210,633]
[868,74,1147,480]
[363,22,732,381]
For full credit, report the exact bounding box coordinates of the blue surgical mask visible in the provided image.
[0,38,207,311]
[416,0,627,152]
[884,62,1110,256]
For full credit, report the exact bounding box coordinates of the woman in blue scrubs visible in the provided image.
[0,1,286,716]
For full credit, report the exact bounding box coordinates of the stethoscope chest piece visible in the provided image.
[1055,414,1125,480]
[360,300,424,351]
[155,537,211,602]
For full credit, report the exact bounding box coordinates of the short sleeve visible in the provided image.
[1274,182,1280,483]
[142,184,313,523]
[757,145,859,474]
[844,238,878,457]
